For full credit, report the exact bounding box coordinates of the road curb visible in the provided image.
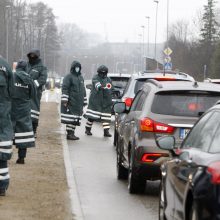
[62,127,84,220]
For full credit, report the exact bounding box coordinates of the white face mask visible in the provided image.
[75,67,80,73]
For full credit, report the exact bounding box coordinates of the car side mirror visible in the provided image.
[86,84,92,90]
[156,136,175,150]
[113,102,126,114]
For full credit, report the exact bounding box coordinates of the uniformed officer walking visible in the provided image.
[26,49,47,137]
[84,65,113,137]
[0,56,14,196]
[61,61,87,140]
[11,60,36,164]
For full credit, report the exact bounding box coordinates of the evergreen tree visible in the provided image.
[200,0,219,45]
[199,0,219,78]
[210,41,220,78]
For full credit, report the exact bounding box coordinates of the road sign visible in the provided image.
[164,56,171,63]
[164,47,173,56]
[164,62,172,70]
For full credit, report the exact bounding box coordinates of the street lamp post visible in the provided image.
[138,34,142,71]
[146,16,150,70]
[141,25,145,71]
[5,5,11,62]
[167,0,169,49]
[154,0,159,69]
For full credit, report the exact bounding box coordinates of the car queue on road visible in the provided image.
[112,70,220,220]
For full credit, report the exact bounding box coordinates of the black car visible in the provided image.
[114,80,220,194]
[157,101,220,220]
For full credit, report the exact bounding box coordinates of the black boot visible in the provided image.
[104,129,112,137]
[85,127,92,136]
[67,131,79,140]
[16,158,25,164]
[0,188,6,196]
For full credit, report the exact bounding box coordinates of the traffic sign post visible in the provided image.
[164,62,172,70]
[163,47,173,56]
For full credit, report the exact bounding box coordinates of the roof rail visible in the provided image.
[215,100,220,105]
[145,79,163,88]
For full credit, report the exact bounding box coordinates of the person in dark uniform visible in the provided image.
[0,56,14,196]
[84,65,113,137]
[26,49,47,137]
[12,60,36,164]
[61,61,87,140]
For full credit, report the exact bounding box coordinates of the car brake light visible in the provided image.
[123,97,133,107]
[140,117,175,133]
[154,76,176,81]
[207,161,220,184]
[141,153,163,162]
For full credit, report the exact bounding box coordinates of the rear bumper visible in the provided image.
[133,145,170,181]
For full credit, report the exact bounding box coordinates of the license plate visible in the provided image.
[179,128,190,139]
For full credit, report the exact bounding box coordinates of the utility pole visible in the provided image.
[154,0,159,69]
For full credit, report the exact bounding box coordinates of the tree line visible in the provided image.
[168,0,220,80]
[1,0,220,80]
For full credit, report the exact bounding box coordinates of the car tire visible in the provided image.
[116,139,128,180]
[159,182,167,220]
[128,153,145,194]
[189,201,198,220]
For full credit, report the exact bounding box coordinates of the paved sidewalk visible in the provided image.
[0,102,73,220]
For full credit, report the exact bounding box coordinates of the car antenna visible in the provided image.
[193,81,199,88]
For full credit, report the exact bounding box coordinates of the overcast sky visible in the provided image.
[31,0,220,43]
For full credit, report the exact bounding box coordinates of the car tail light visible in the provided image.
[140,117,175,133]
[141,153,163,162]
[207,161,220,184]
[154,76,176,81]
[123,97,133,107]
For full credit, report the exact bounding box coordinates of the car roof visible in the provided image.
[108,73,131,78]
[131,70,194,81]
[143,80,220,92]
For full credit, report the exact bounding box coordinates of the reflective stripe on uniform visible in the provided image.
[15,131,34,137]
[61,114,81,119]
[0,174,10,181]
[0,141,12,147]
[0,168,9,174]
[15,138,35,144]
[31,109,40,115]
[0,149,13,154]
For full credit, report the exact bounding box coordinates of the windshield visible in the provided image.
[110,77,130,89]
[151,91,220,117]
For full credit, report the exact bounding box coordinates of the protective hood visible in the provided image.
[16,60,27,71]
[27,49,40,58]
[70,61,81,75]
[27,49,41,65]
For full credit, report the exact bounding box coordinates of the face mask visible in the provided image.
[75,67,80,73]
[99,72,107,78]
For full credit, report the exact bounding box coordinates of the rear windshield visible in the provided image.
[151,91,220,117]
[134,79,152,94]
[110,77,130,89]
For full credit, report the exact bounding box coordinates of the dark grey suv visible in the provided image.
[114,80,220,194]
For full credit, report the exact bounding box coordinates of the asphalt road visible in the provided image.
[67,121,159,220]
[42,89,160,220]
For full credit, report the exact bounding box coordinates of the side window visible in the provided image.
[130,91,143,111]
[182,111,219,152]
[208,112,220,153]
[135,92,148,111]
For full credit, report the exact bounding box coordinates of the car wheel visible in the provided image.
[128,153,145,194]
[116,139,128,180]
[159,182,167,220]
[189,202,198,220]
